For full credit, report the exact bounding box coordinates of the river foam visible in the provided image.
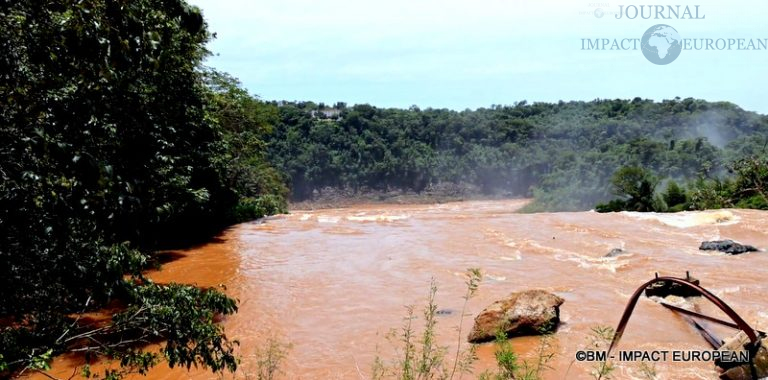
[623,210,738,228]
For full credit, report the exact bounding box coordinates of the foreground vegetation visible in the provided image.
[0,0,285,378]
[372,269,559,380]
[371,272,659,380]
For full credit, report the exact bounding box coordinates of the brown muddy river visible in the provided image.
[35,200,768,379]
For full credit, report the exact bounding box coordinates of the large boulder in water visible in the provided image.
[467,290,563,343]
[699,240,758,255]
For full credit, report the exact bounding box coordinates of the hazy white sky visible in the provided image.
[189,0,768,113]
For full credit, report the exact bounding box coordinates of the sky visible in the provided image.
[188,0,768,114]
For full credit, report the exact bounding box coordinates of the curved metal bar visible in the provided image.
[607,276,759,356]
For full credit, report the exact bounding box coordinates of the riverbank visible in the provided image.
[287,185,524,210]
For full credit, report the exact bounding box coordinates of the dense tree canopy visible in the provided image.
[0,0,284,377]
[606,166,658,212]
[265,98,768,211]
[598,157,768,213]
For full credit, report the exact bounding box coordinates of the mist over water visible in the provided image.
[694,111,731,149]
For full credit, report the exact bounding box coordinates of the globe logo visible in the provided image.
[641,24,682,65]
[594,8,605,18]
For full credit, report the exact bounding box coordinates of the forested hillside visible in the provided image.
[266,99,768,210]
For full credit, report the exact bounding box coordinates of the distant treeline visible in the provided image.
[265,98,768,211]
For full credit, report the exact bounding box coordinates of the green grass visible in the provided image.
[374,269,557,380]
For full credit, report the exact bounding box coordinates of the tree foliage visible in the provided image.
[605,166,658,212]
[265,98,768,210]
[662,180,687,211]
[597,157,768,212]
[0,0,284,377]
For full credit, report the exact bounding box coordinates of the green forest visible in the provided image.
[2,0,768,379]
[1,1,285,378]
[268,98,768,211]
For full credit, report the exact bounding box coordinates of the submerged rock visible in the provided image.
[467,289,563,343]
[699,240,758,255]
[605,248,628,258]
[644,277,701,298]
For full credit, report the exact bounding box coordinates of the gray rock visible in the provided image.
[699,240,758,255]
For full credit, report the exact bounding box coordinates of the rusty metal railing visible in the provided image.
[607,275,762,357]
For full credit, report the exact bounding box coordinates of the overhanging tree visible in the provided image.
[0,0,249,377]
